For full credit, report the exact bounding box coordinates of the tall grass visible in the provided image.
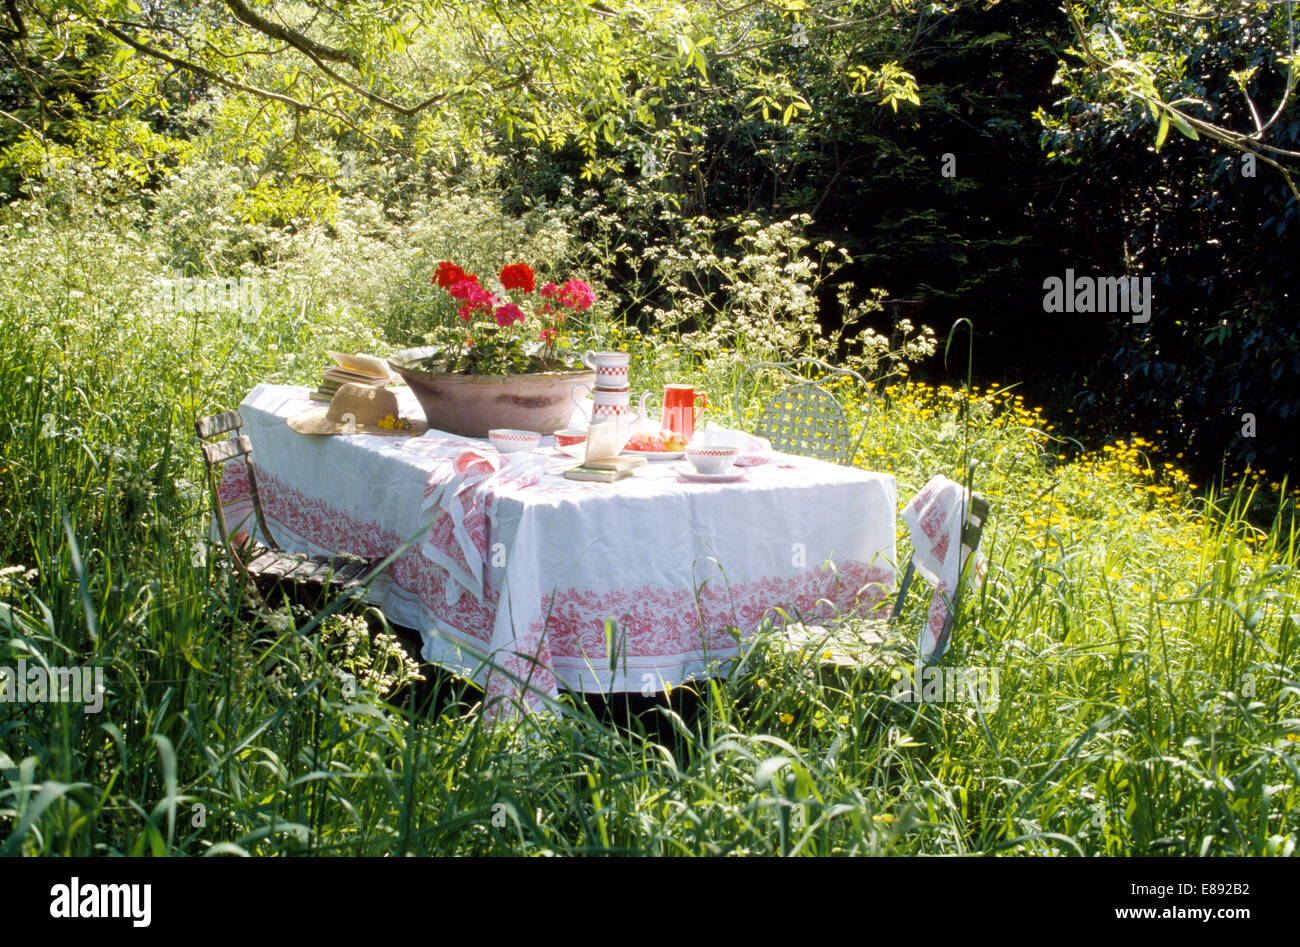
[1,193,1297,856]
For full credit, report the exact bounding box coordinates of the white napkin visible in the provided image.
[693,422,772,466]
[900,475,987,662]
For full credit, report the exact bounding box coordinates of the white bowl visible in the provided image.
[684,444,737,476]
[489,429,541,453]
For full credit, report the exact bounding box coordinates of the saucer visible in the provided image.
[672,464,747,483]
[623,448,685,461]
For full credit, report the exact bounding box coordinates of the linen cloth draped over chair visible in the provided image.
[899,474,989,663]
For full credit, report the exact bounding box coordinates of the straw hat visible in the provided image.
[287,383,428,437]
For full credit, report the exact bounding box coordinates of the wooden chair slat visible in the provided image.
[332,561,370,585]
[197,409,393,612]
[245,552,277,578]
[253,554,294,581]
[318,558,353,583]
[195,411,243,441]
[243,544,273,565]
[288,558,324,583]
[275,558,306,582]
[319,558,348,579]
[201,434,253,466]
[300,559,330,580]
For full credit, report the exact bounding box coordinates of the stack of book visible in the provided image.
[309,351,399,403]
[563,454,647,483]
[557,419,647,482]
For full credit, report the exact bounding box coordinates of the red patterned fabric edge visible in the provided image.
[218,464,894,712]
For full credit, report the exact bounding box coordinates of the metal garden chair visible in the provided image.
[769,418,982,671]
[893,487,990,662]
[195,410,385,604]
[781,484,990,675]
[731,357,873,465]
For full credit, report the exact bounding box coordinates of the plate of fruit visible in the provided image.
[623,430,687,460]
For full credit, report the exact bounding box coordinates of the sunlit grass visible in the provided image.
[1,210,1298,856]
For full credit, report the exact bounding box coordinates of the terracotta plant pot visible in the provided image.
[388,347,596,437]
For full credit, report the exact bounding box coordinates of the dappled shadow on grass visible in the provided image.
[570,686,706,764]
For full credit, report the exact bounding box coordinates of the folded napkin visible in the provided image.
[692,422,773,467]
[901,474,987,663]
[419,444,548,605]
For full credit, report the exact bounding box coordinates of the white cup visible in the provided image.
[685,444,738,476]
[581,350,630,389]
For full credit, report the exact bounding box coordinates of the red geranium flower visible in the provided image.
[494,303,525,327]
[557,279,596,311]
[539,282,559,299]
[540,327,559,345]
[453,281,497,319]
[447,279,476,300]
[499,263,536,293]
[435,261,478,289]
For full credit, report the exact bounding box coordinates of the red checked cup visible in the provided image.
[581,350,630,389]
[684,444,737,476]
[554,428,587,448]
[553,427,587,458]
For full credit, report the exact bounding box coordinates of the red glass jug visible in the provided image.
[661,384,708,444]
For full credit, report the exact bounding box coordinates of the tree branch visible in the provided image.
[1065,3,1299,201]
[94,18,410,159]
[95,17,315,112]
[1,0,26,42]
[290,36,440,116]
[221,0,358,67]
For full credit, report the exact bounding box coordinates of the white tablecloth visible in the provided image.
[219,384,897,713]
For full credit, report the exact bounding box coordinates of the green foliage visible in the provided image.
[1041,1,1298,195]
[3,0,873,205]
[1036,1,1300,472]
[632,212,908,374]
[1,219,1297,852]
[1,0,1299,858]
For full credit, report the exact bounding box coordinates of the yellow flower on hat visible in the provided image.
[377,413,411,431]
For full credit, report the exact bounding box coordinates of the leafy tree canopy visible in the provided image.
[1043,0,1300,198]
[0,0,929,215]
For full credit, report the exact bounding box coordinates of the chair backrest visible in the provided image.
[932,491,989,661]
[961,494,990,564]
[732,358,872,465]
[194,411,280,559]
